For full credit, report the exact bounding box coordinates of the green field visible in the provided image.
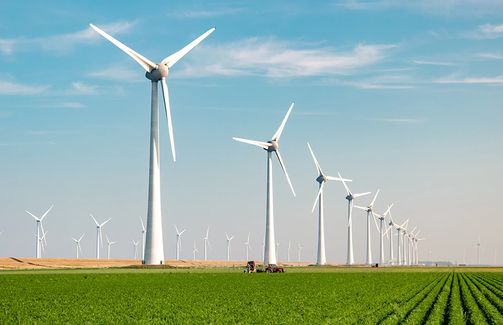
[1,267,502,323]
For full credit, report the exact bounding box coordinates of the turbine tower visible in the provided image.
[297,244,303,262]
[355,189,380,265]
[139,216,146,262]
[90,214,111,260]
[192,240,198,261]
[225,233,234,261]
[375,204,393,265]
[72,233,85,259]
[233,103,296,267]
[133,240,140,259]
[203,227,210,261]
[339,174,370,265]
[287,240,291,263]
[175,226,186,260]
[106,235,117,260]
[308,143,351,265]
[25,205,53,259]
[90,24,215,265]
[244,232,251,261]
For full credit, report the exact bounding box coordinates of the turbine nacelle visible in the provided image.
[316,175,327,183]
[265,140,279,152]
[145,65,168,81]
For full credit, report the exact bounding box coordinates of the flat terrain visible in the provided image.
[1,265,502,323]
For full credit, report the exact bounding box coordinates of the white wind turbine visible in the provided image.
[297,243,303,262]
[203,227,210,261]
[225,233,234,261]
[106,235,117,260]
[400,221,409,265]
[244,232,251,261]
[192,240,198,261]
[395,219,408,266]
[139,216,146,262]
[175,226,186,261]
[374,204,393,265]
[39,230,48,258]
[308,143,351,265]
[133,240,140,260]
[339,174,371,265]
[90,215,111,260]
[407,227,417,266]
[233,103,296,267]
[355,189,380,265]
[25,205,53,259]
[90,24,215,265]
[384,207,396,265]
[287,240,291,263]
[72,233,85,259]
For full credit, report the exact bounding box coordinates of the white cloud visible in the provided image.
[71,82,98,95]
[0,20,136,55]
[466,23,503,39]
[338,74,416,89]
[0,80,49,95]
[176,38,396,78]
[411,60,454,66]
[478,52,503,60]
[88,64,143,82]
[370,117,423,123]
[434,76,503,85]
[168,7,245,18]
[58,102,86,109]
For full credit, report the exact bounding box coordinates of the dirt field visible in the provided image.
[0,257,312,270]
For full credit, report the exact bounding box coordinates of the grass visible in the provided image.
[0,267,502,323]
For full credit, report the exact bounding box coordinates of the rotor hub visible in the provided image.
[266,140,279,152]
[316,175,326,183]
[145,64,168,81]
[346,195,353,201]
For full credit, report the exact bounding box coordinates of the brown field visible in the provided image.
[0,257,312,270]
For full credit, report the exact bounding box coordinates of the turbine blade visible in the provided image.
[180,229,186,236]
[371,211,380,232]
[325,176,352,183]
[40,204,54,221]
[370,189,380,207]
[101,218,112,227]
[206,226,209,238]
[139,216,145,232]
[311,182,325,213]
[25,210,40,221]
[232,137,270,149]
[90,214,99,226]
[160,78,176,162]
[338,172,351,195]
[353,205,367,211]
[272,103,294,141]
[383,204,393,218]
[275,150,296,197]
[353,192,371,199]
[79,233,85,241]
[89,24,156,72]
[307,142,322,175]
[40,222,47,246]
[175,225,179,235]
[161,28,215,68]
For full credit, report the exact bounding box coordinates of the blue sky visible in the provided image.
[0,0,502,264]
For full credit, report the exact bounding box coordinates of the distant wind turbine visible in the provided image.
[90,23,215,265]
[25,205,53,258]
[225,233,234,261]
[339,174,371,265]
[133,240,140,260]
[90,214,111,260]
[139,216,146,262]
[106,235,117,260]
[72,233,85,259]
[175,225,186,260]
[355,189,380,265]
[297,244,303,262]
[244,232,251,261]
[375,204,393,265]
[307,143,351,265]
[192,240,198,261]
[233,103,296,267]
[203,227,210,261]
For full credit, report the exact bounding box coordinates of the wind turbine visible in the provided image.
[355,189,380,265]
[307,143,351,265]
[339,173,371,265]
[233,103,296,267]
[225,233,234,261]
[192,240,198,261]
[133,240,140,260]
[375,204,393,265]
[175,226,186,260]
[106,235,117,260]
[287,240,291,263]
[203,226,210,261]
[72,233,85,259]
[244,232,251,261]
[90,214,111,260]
[139,216,146,262]
[297,244,303,262]
[401,221,409,265]
[25,205,53,258]
[90,24,215,265]
[476,237,481,265]
[395,219,408,266]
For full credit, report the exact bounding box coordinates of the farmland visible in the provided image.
[0,267,502,323]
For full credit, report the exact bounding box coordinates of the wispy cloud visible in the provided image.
[434,75,503,85]
[0,79,49,95]
[71,82,98,95]
[465,23,503,39]
[88,64,143,82]
[0,20,136,55]
[411,59,454,66]
[337,74,416,89]
[478,52,503,60]
[168,7,245,18]
[177,38,396,78]
[336,1,503,16]
[369,117,423,124]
